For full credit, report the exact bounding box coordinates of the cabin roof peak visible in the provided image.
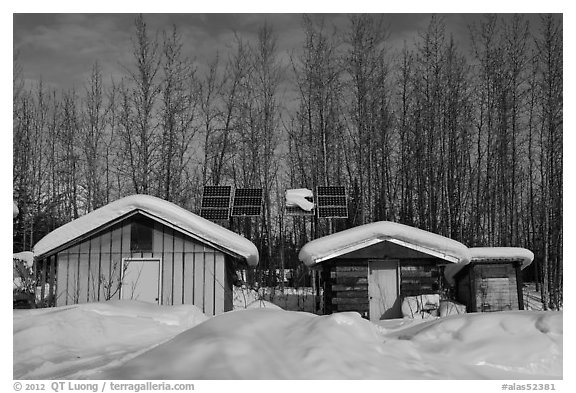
[298,221,470,267]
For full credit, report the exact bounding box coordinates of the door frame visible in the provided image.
[368,259,400,320]
[120,257,163,304]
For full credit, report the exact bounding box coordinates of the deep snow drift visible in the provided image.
[13,301,208,379]
[13,300,562,380]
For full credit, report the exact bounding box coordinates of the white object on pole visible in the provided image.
[285,188,315,211]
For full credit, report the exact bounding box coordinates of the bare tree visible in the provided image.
[157,25,200,204]
[121,14,161,194]
[81,62,108,211]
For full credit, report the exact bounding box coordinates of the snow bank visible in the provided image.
[13,301,562,380]
[13,300,208,379]
[32,194,259,266]
[98,309,562,380]
[387,310,562,379]
[444,247,534,284]
[233,286,317,312]
[13,251,34,267]
[299,221,470,266]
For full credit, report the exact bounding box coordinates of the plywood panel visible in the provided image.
[88,237,101,302]
[172,252,184,305]
[49,256,57,306]
[120,225,131,298]
[183,236,197,253]
[183,253,195,304]
[194,253,205,312]
[205,253,216,316]
[162,228,174,305]
[77,241,90,304]
[56,252,69,306]
[172,233,184,305]
[214,253,226,315]
[99,253,112,300]
[110,253,123,300]
[162,253,173,305]
[66,250,79,304]
[153,221,164,254]
[110,227,122,254]
[224,257,233,312]
[121,223,130,254]
[100,231,113,299]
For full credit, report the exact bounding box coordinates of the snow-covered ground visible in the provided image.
[233,286,317,312]
[13,300,562,380]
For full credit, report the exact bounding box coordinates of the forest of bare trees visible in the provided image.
[13,14,562,309]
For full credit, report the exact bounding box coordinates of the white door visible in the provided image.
[368,260,400,321]
[121,259,162,304]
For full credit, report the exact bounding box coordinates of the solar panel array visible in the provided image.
[316,186,348,218]
[231,188,263,217]
[200,186,232,221]
[199,185,347,220]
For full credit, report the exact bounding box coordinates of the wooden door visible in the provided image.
[121,258,162,304]
[368,260,400,320]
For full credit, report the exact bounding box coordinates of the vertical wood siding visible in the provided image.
[173,233,184,305]
[214,254,226,315]
[42,216,232,316]
[161,225,174,305]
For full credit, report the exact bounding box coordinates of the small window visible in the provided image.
[130,216,154,252]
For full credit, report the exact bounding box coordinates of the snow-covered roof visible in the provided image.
[444,247,534,284]
[298,221,471,267]
[33,195,259,265]
[13,251,35,268]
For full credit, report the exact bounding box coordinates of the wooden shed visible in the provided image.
[32,195,259,315]
[445,247,534,313]
[298,222,470,321]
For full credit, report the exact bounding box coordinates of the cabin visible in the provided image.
[298,221,471,321]
[32,195,259,315]
[444,247,534,313]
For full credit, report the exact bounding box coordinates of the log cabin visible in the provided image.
[298,221,470,321]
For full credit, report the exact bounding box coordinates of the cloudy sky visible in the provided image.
[12,12,552,94]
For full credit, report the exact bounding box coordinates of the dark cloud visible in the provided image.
[13,13,559,93]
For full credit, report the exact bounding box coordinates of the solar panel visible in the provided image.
[199,208,231,220]
[317,195,346,206]
[317,186,345,195]
[201,197,231,208]
[317,206,348,218]
[231,206,262,216]
[234,188,263,198]
[286,205,315,216]
[231,188,263,217]
[316,186,348,218]
[200,185,232,221]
